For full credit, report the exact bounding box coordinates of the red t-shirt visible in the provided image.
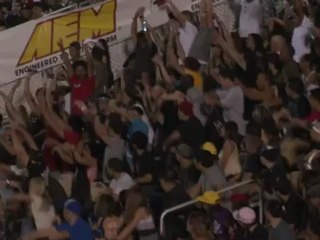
[305,111,320,123]
[63,129,81,146]
[44,130,61,171]
[70,74,95,115]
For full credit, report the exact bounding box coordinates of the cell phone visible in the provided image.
[142,20,148,32]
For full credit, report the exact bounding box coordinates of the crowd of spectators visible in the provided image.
[0,0,104,29]
[1,0,320,239]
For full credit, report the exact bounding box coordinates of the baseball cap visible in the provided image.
[179,99,194,117]
[197,191,220,204]
[233,207,256,225]
[64,199,81,215]
[201,142,217,155]
[175,143,194,159]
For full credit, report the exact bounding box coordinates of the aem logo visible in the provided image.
[17,0,116,66]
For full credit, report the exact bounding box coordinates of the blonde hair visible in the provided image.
[29,177,52,211]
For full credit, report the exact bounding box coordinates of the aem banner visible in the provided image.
[0,0,229,84]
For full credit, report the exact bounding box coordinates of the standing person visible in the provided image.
[163,99,204,151]
[274,177,309,232]
[130,6,157,82]
[215,69,247,135]
[265,200,296,240]
[165,0,198,56]
[9,177,56,230]
[233,206,268,240]
[189,150,227,198]
[25,199,94,240]
[102,216,123,240]
[299,54,319,95]
[91,46,110,98]
[202,91,225,151]
[131,132,155,189]
[93,114,125,183]
[219,121,242,181]
[239,0,263,39]
[175,143,201,190]
[187,211,214,240]
[58,39,96,116]
[291,0,313,62]
[197,191,233,240]
[285,77,311,118]
[107,158,135,197]
[116,189,158,240]
[69,41,82,63]
[159,169,191,211]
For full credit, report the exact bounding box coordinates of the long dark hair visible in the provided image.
[224,121,239,143]
[123,188,148,224]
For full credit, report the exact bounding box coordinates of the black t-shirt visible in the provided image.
[178,165,201,190]
[246,224,268,240]
[287,95,311,119]
[133,43,157,76]
[162,183,191,210]
[26,148,45,178]
[260,164,288,193]
[244,153,264,176]
[283,194,309,231]
[204,108,224,152]
[178,117,204,150]
[161,102,180,137]
[133,151,156,184]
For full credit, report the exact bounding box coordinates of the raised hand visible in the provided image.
[134,7,145,18]
[57,38,64,50]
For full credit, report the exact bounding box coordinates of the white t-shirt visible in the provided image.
[179,21,198,56]
[292,16,313,62]
[30,195,56,229]
[217,86,246,135]
[239,0,263,38]
[109,172,135,195]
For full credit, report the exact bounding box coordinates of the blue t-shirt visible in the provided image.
[56,218,94,240]
[127,119,148,139]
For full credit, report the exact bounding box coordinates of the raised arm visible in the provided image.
[146,21,165,52]
[38,85,66,139]
[295,0,304,24]
[24,75,40,115]
[57,39,73,79]
[73,142,96,167]
[84,44,94,79]
[166,0,187,27]
[10,128,29,168]
[0,90,26,126]
[131,7,145,44]
[218,34,246,70]
[199,0,207,28]
[8,79,22,102]
[166,22,184,75]
[152,54,173,86]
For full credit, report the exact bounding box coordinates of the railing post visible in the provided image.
[159,179,253,237]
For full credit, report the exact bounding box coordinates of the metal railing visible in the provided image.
[159,179,263,236]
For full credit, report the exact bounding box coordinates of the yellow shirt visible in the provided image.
[184,68,203,90]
